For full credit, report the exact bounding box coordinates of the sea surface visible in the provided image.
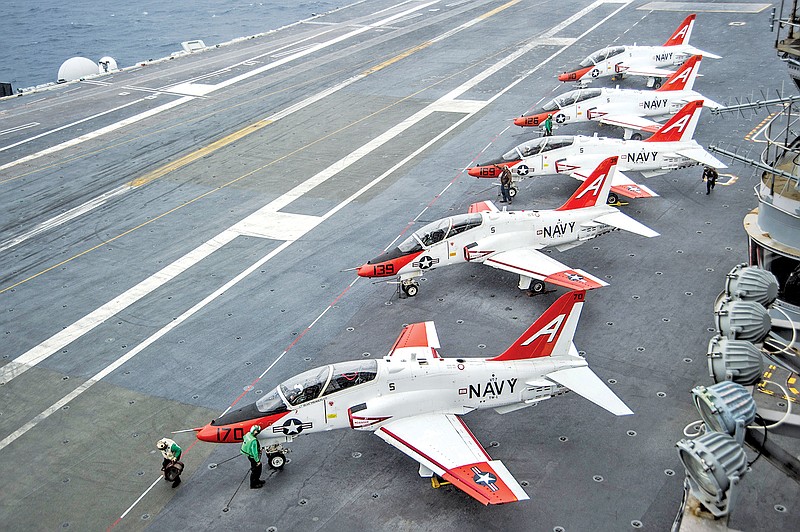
[1,1,342,91]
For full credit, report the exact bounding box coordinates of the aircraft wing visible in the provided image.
[609,169,659,199]
[484,248,608,291]
[623,65,678,78]
[376,413,529,505]
[567,166,658,199]
[674,148,728,169]
[597,114,661,134]
[468,200,500,213]
[387,321,441,359]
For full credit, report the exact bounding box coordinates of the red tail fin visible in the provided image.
[555,156,617,211]
[657,55,701,92]
[489,291,585,361]
[645,100,703,143]
[663,14,695,46]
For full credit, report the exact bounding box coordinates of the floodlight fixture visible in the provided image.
[676,431,747,517]
[706,335,764,385]
[725,264,779,307]
[691,381,756,444]
[714,297,771,343]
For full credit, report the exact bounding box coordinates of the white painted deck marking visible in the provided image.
[0,184,133,252]
[0,122,39,136]
[232,211,323,240]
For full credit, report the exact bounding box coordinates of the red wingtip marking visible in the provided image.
[443,462,520,505]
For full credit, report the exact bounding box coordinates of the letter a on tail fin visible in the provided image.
[556,156,617,211]
[663,14,695,47]
[645,100,703,143]
[657,55,701,92]
[490,291,585,361]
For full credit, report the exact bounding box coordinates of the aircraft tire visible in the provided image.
[607,192,619,205]
[531,280,545,294]
[403,283,419,297]
[268,453,286,470]
[509,187,517,198]
[630,133,642,141]
[653,78,662,89]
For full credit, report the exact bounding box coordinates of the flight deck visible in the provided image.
[0,1,796,530]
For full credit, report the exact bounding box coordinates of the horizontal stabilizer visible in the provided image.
[546,366,633,416]
[682,46,721,60]
[593,211,659,238]
[675,148,728,169]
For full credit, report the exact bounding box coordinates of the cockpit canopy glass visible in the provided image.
[543,89,603,111]
[397,214,483,251]
[255,388,289,415]
[578,46,625,67]
[279,360,379,407]
[504,137,575,159]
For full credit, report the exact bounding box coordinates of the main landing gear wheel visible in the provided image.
[268,453,286,470]
[509,186,518,198]
[607,192,619,205]
[653,78,662,89]
[630,132,642,141]
[530,280,546,294]
[402,281,419,297]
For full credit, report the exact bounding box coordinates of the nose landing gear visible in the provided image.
[400,278,420,297]
[264,444,291,470]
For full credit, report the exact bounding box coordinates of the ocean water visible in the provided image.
[1,1,340,91]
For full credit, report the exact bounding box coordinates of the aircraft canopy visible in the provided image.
[399,214,483,252]
[579,46,625,67]
[542,88,602,111]
[503,137,575,160]
[278,359,379,407]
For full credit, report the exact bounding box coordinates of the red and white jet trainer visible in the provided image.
[517,56,722,139]
[469,100,726,204]
[195,290,633,505]
[558,14,721,85]
[357,156,657,297]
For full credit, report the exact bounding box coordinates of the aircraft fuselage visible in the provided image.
[196,354,582,445]
[358,206,619,282]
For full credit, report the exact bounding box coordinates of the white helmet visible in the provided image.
[250,425,261,435]
[156,438,169,450]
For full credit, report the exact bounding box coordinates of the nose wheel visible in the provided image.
[401,279,420,297]
[268,453,286,470]
[606,192,619,205]
[530,280,546,294]
[264,444,291,470]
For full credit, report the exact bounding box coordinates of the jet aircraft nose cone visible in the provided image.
[558,66,593,82]
[514,112,547,127]
[356,263,374,277]
[468,165,498,178]
[195,423,218,443]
